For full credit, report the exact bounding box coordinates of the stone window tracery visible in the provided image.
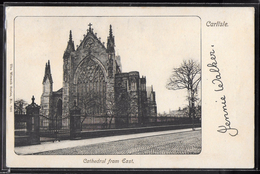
[76,58,106,116]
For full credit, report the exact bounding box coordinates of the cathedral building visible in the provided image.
[40,24,157,129]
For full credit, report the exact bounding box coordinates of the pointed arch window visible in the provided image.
[76,59,106,116]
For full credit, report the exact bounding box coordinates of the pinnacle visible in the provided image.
[48,60,51,74]
[43,60,53,84]
[109,24,113,37]
[69,30,73,42]
[65,30,75,52]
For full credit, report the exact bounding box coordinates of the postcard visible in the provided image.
[5,6,255,168]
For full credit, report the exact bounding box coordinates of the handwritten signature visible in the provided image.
[208,45,238,137]
[207,47,224,91]
[217,95,238,136]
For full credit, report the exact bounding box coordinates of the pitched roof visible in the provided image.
[77,23,107,51]
[53,88,63,96]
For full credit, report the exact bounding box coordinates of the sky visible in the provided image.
[14,16,200,113]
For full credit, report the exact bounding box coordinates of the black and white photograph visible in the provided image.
[5,6,254,168]
[13,16,201,155]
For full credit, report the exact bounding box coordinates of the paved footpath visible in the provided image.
[15,128,201,155]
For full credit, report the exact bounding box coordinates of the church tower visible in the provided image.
[62,30,75,118]
[40,60,53,117]
[107,25,116,78]
[106,25,116,117]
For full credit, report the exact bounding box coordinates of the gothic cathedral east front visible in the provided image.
[40,24,157,130]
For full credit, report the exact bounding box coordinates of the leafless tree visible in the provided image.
[105,91,116,129]
[127,93,139,125]
[166,59,201,123]
[14,99,28,114]
[115,92,131,128]
[107,90,139,128]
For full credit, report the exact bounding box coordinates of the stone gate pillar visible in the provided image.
[25,95,41,145]
[70,101,81,140]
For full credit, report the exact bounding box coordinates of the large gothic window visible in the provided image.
[76,58,106,116]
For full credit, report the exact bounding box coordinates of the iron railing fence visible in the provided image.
[39,115,70,139]
[38,114,200,133]
[15,113,201,143]
[80,115,201,131]
[14,114,28,136]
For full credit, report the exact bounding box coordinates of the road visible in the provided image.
[35,129,201,155]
